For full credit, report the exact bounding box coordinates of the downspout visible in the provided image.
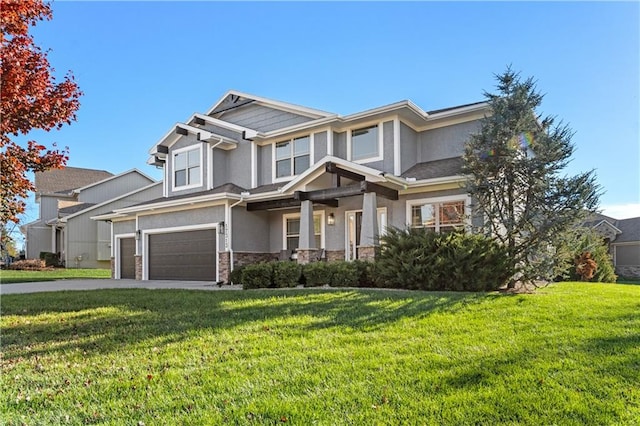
[227,195,245,273]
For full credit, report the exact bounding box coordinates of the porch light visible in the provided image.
[327,213,335,226]
[218,221,226,235]
[135,229,141,240]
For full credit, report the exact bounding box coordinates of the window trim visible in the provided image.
[282,211,325,251]
[406,195,471,232]
[171,145,203,192]
[344,207,388,261]
[347,121,384,164]
[272,134,314,183]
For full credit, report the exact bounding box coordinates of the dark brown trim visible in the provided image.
[176,126,188,136]
[361,181,399,200]
[325,162,365,182]
[246,198,338,211]
[156,145,169,154]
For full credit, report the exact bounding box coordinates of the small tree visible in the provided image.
[1,0,82,225]
[463,68,600,287]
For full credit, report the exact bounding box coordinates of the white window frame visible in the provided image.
[347,121,384,164]
[282,211,325,250]
[344,207,388,261]
[406,195,471,232]
[171,145,203,192]
[272,134,314,183]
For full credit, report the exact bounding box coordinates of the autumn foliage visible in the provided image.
[574,251,597,281]
[1,0,82,223]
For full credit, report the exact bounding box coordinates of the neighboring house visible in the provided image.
[21,167,157,268]
[96,90,489,282]
[585,213,640,278]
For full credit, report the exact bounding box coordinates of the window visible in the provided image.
[284,213,323,251]
[350,124,380,162]
[409,199,466,233]
[173,147,201,189]
[275,135,310,179]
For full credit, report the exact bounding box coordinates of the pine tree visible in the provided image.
[463,67,600,287]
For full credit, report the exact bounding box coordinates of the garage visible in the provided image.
[119,238,136,279]
[148,229,217,281]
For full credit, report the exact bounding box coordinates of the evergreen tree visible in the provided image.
[463,67,600,287]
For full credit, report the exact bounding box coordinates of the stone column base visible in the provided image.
[616,265,640,279]
[134,255,142,280]
[110,257,115,279]
[296,249,319,265]
[219,251,231,283]
[357,246,376,262]
[326,250,346,262]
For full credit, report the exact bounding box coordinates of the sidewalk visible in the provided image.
[0,279,242,295]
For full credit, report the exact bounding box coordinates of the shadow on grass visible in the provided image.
[1,289,485,359]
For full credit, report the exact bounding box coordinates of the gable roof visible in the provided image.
[58,202,96,216]
[615,217,640,243]
[206,90,335,119]
[35,167,113,195]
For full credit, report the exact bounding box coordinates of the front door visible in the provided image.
[345,208,387,261]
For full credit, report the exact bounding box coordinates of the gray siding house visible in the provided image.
[21,168,156,268]
[98,91,488,282]
[586,213,640,278]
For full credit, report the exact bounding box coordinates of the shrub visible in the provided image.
[229,264,245,285]
[375,227,512,291]
[563,230,617,283]
[273,262,301,288]
[351,259,376,287]
[303,262,333,287]
[39,252,59,267]
[329,261,360,287]
[8,259,48,271]
[241,262,273,289]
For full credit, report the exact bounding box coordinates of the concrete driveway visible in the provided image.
[0,279,242,295]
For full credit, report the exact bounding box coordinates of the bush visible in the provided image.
[229,264,245,285]
[8,259,48,271]
[565,230,617,282]
[241,262,273,289]
[303,262,333,287]
[351,259,375,287]
[375,227,512,291]
[39,252,59,267]
[273,262,301,288]
[329,261,360,287]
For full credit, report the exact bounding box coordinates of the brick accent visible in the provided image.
[326,250,346,262]
[219,251,231,283]
[357,246,376,262]
[110,257,115,279]
[296,249,319,265]
[134,255,142,280]
[616,265,640,279]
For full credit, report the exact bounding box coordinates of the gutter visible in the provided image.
[227,194,246,276]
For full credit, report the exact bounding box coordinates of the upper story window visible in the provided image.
[407,197,467,233]
[349,124,382,163]
[173,146,201,190]
[275,135,310,179]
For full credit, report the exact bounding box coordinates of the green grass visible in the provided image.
[1,283,638,425]
[0,268,111,284]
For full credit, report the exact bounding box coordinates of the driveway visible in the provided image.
[0,279,242,295]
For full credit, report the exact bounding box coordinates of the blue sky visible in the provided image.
[18,1,640,225]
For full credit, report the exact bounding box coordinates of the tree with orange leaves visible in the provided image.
[1,0,82,224]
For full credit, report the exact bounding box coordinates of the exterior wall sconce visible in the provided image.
[218,221,226,235]
[327,213,335,226]
[135,229,141,240]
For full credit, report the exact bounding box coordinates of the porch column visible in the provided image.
[297,200,318,264]
[359,192,378,261]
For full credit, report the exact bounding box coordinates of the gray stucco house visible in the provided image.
[585,213,640,278]
[96,91,489,282]
[21,168,157,268]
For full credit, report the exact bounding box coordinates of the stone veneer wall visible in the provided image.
[616,265,640,279]
[296,249,319,265]
[134,255,142,280]
[219,252,231,283]
[357,246,376,262]
[233,252,279,268]
[325,250,345,262]
[110,257,115,279]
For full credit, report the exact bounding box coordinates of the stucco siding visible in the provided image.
[231,209,271,252]
[228,141,252,189]
[138,206,225,233]
[333,132,347,160]
[313,131,327,163]
[212,149,229,189]
[217,104,314,133]
[418,120,480,163]
[79,172,154,204]
[400,122,418,174]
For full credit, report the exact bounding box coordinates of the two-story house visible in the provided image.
[96,91,488,282]
[21,167,158,268]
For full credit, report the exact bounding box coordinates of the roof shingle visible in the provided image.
[35,167,113,195]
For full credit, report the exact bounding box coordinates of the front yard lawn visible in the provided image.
[1,283,638,425]
[0,268,111,284]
